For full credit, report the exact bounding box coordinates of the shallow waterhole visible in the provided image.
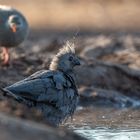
[65,106,140,140]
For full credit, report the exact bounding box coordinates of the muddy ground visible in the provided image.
[0,32,140,122]
[0,31,140,140]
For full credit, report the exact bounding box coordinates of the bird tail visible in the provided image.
[0,87,20,100]
[0,88,35,107]
[0,87,7,96]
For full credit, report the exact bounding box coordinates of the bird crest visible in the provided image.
[57,41,75,57]
[49,41,76,71]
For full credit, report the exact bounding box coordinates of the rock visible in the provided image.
[79,35,117,59]
[76,59,140,98]
[0,112,87,140]
[79,87,139,108]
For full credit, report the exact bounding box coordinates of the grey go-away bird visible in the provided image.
[0,5,29,65]
[2,42,80,126]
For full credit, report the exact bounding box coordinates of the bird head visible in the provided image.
[49,41,80,72]
[7,15,23,33]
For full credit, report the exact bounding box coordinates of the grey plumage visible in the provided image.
[3,42,80,126]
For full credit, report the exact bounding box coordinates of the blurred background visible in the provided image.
[1,0,140,33]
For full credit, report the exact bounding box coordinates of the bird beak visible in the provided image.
[74,57,81,66]
[11,24,17,33]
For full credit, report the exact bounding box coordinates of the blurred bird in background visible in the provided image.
[2,42,80,126]
[0,5,29,65]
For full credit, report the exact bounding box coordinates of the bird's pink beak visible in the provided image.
[11,24,17,33]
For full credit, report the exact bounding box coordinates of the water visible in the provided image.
[74,127,140,140]
[65,106,140,140]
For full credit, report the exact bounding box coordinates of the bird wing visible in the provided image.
[3,70,73,103]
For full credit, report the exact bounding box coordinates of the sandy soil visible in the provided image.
[1,0,140,31]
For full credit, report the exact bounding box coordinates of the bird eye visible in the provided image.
[69,56,73,61]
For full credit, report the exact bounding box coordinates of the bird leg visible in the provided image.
[1,47,10,65]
